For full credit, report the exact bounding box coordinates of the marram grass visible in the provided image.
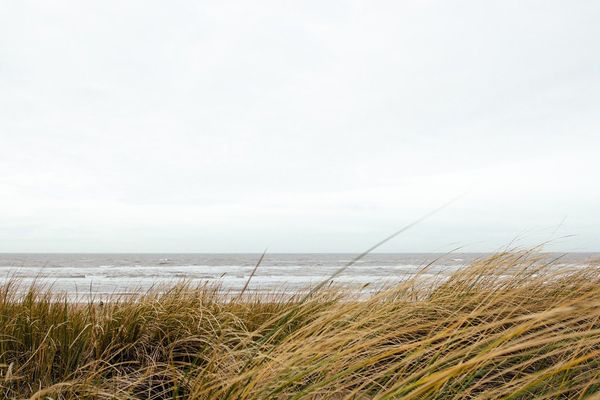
[1,252,600,399]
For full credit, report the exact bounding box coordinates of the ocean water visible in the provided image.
[0,253,597,298]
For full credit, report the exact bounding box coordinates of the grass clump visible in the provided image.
[1,251,600,399]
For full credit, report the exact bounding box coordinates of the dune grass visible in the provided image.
[1,251,600,399]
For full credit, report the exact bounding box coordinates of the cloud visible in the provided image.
[1,0,599,251]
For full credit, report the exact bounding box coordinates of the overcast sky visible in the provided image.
[1,1,599,253]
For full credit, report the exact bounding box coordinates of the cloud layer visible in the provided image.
[1,0,599,252]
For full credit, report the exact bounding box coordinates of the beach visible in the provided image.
[2,252,600,399]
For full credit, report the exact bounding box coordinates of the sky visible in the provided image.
[0,0,599,253]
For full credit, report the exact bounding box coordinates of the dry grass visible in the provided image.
[1,251,600,399]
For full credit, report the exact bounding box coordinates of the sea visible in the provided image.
[0,253,598,298]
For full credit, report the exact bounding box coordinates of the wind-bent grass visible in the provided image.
[1,251,600,399]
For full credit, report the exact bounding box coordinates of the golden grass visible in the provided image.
[1,251,600,399]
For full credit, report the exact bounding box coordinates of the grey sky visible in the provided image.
[1,1,599,252]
